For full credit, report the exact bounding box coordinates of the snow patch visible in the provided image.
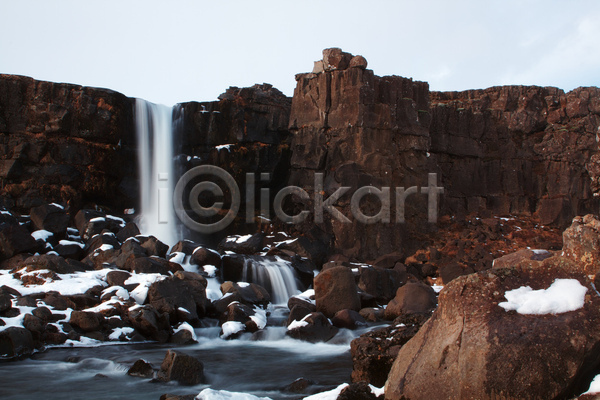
[499,279,587,315]
[304,384,349,400]
[584,374,600,394]
[31,230,53,241]
[196,388,271,400]
[221,321,245,338]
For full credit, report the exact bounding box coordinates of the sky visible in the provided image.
[1,0,599,106]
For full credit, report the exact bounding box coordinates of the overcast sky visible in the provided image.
[2,1,599,106]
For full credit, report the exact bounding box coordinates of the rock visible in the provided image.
[106,270,131,287]
[283,377,316,393]
[75,210,108,240]
[383,281,436,320]
[157,350,205,385]
[0,223,38,260]
[0,289,13,313]
[351,314,430,387]
[159,395,197,400]
[218,233,265,255]
[22,254,88,274]
[170,328,196,345]
[322,48,352,71]
[287,304,313,326]
[348,55,368,70]
[170,240,202,256]
[359,307,384,322]
[562,214,600,274]
[286,312,338,343]
[314,266,361,318]
[137,235,169,258]
[53,241,84,260]
[115,222,140,243]
[288,294,316,312]
[84,232,121,257]
[0,327,35,358]
[221,302,261,334]
[42,292,76,310]
[32,306,54,322]
[338,382,378,400]
[385,259,600,400]
[147,276,208,325]
[128,305,171,343]
[29,203,69,235]
[69,310,102,332]
[358,266,405,304]
[173,270,207,288]
[492,248,553,269]
[127,359,154,378]
[218,281,271,309]
[190,246,221,268]
[331,309,366,330]
[125,256,182,275]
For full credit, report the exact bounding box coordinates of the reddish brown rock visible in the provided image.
[157,350,205,385]
[562,214,600,274]
[314,266,361,318]
[383,281,436,320]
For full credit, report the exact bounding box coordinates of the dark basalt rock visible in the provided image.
[157,350,205,385]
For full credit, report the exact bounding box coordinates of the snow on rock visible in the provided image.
[196,388,272,400]
[250,307,267,330]
[287,314,310,331]
[32,230,53,241]
[584,374,600,394]
[499,279,588,315]
[292,289,316,305]
[225,234,253,244]
[203,265,217,277]
[125,273,166,304]
[304,384,349,400]
[108,327,134,341]
[0,268,111,296]
[58,239,85,248]
[214,144,234,152]
[174,322,197,341]
[102,286,130,301]
[221,321,245,339]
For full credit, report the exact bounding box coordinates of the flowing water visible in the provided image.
[242,258,301,304]
[0,321,365,400]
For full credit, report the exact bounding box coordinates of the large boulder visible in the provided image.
[147,276,208,325]
[157,350,205,385]
[0,223,38,260]
[286,312,339,343]
[314,266,361,318]
[383,281,437,320]
[0,327,35,358]
[29,203,69,235]
[562,214,600,274]
[385,257,600,400]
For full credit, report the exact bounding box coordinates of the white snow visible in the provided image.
[89,217,106,223]
[85,298,123,313]
[50,203,64,210]
[125,273,166,304]
[31,230,53,241]
[221,321,245,338]
[237,282,250,288]
[106,215,126,227]
[584,374,600,394]
[173,322,197,341]
[169,252,186,264]
[102,286,130,301]
[304,384,349,400]
[292,289,316,305]
[225,234,253,244]
[203,265,217,277]
[287,315,310,331]
[250,307,267,330]
[58,239,85,248]
[432,285,444,293]
[215,144,234,152]
[108,327,134,341]
[124,208,135,215]
[499,279,588,315]
[196,388,272,400]
[0,268,111,296]
[97,244,114,252]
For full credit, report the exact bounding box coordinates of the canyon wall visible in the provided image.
[1,49,598,261]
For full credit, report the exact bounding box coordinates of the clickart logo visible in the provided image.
[172,165,443,234]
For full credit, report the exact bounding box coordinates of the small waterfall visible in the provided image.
[135,99,178,247]
[242,257,301,304]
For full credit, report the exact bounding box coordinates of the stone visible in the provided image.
[0,327,35,358]
[0,223,38,260]
[385,260,600,400]
[383,281,437,320]
[115,222,140,243]
[219,281,271,308]
[137,235,169,258]
[42,292,76,310]
[287,304,313,327]
[286,312,339,343]
[492,248,553,270]
[348,55,368,69]
[128,305,171,343]
[338,382,378,400]
[314,266,361,318]
[147,276,208,325]
[22,254,88,274]
[331,309,367,330]
[358,266,405,303]
[157,350,205,385]
[562,214,600,274]
[29,203,69,235]
[218,232,265,255]
[69,310,102,332]
[322,48,352,71]
[190,246,221,268]
[106,270,131,287]
[127,359,154,378]
[125,256,183,275]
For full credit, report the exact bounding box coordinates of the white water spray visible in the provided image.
[135,99,178,247]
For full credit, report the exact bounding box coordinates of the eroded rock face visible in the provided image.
[384,257,600,400]
[0,74,137,212]
[562,214,600,274]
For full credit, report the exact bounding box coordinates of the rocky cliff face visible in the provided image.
[1,49,599,262]
[0,74,137,212]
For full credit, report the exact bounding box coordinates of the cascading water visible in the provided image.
[135,99,178,246]
[242,257,301,304]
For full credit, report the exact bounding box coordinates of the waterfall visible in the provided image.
[242,257,301,304]
[135,99,178,247]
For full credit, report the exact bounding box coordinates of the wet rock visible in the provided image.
[287,304,313,327]
[331,309,366,330]
[385,259,600,400]
[314,266,361,318]
[286,312,338,343]
[221,302,261,335]
[383,281,436,320]
[127,359,154,378]
[157,350,205,385]
[30,203,69,236]
[283,377,316,393]
[0,327,34,358]
[147,276,208,325]
[218,281,270,310]
[218,232,265,255]
[359,307,384,322]
[170,240,202,256]
[170,328,196,345]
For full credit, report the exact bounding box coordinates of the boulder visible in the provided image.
[0,327,35,358]
[22,254,88,274]
[128,305,171,343]
[562,214,600,274]
[385,258,600,400]
[137,235,169,258]
[219,281,271,308]
[358,266,405,303]
[147,276,208,324]
[348,55,368,70]
[69,310,102,332]
[170,240,202,256]
[218,233,265,255]
[74,209,108,240]
[115,222,140,243]
[84,233,121,257]
[322,48,353,71]
[286,312,338,343]
[106,270,131,287]
[157,350,205,385]
[220,302,261,334]
[0,223,38,260]
[314,266,361,318]
[493,248,554,270]
[127,359,154,378]
[331,309,366,330]
[29,203,69,235]
[125,256,182,275]
[383,281,437,320]
[338,382,378,400]
[287,304,313,327]
[190,246,221,268]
